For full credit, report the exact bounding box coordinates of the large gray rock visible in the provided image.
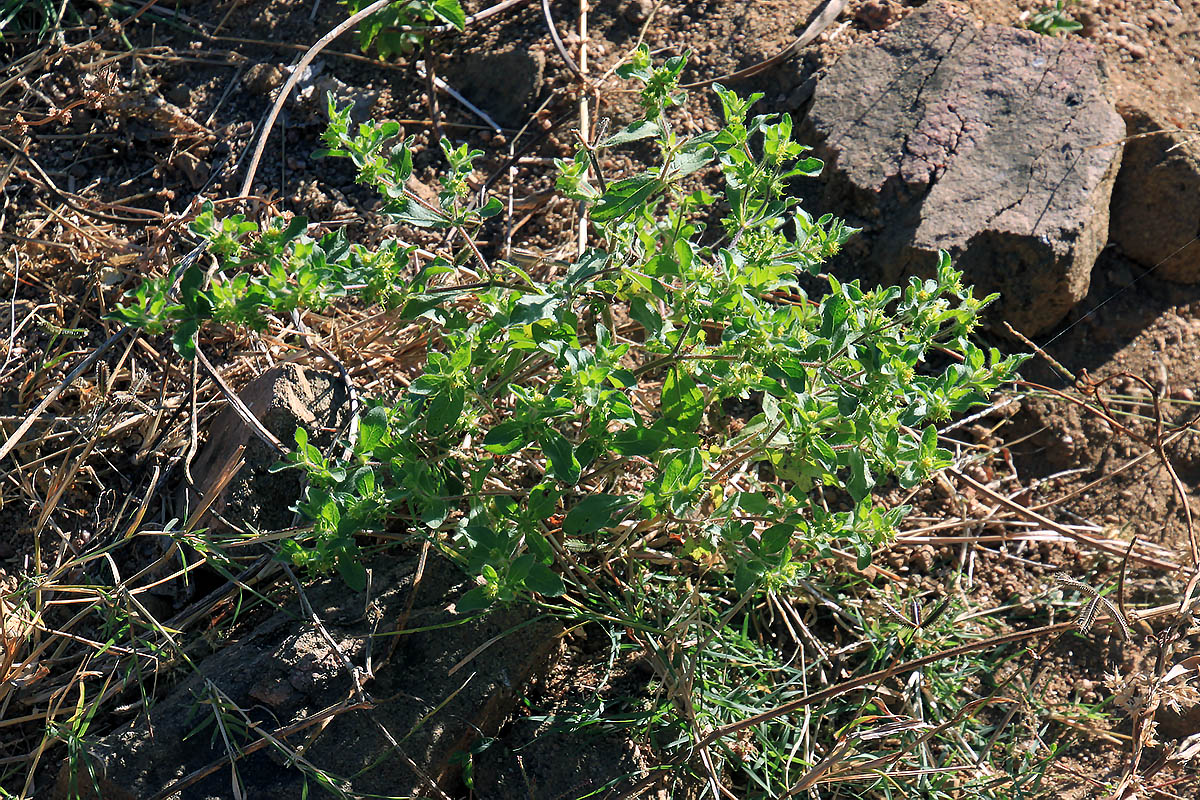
[1109,107,1200,282]
[53,555,562,799]
[800,1,1124,335]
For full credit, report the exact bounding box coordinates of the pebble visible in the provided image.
[167,85,192,107]
[1116,36,1147,59]
[856,0,899,32]
[622,0,653,23]
[243,63,285,95]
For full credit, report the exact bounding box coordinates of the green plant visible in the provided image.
[343,0,465,59]
[111,46,1029,793]
[48,682,106,800]
[108,205,413,360]
[114,45,1024,600]
[1026,1,1082,36]
[0,0,61,39]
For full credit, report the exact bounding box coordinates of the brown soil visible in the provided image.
[3,0,1200,797]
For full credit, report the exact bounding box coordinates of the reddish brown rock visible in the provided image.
[799,2,1124,335]
[1109,107,1200,282]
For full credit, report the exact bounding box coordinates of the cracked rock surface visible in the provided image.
[53,555,562,799]
[799,1,1124,335]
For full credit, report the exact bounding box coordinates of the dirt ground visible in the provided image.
[3,0,1200,796]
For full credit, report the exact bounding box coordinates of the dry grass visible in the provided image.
[1,5,1199,799]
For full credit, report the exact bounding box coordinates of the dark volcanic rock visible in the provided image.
[53,556,562,799]
[1109,107,1200,282]
[799,1,1124,335]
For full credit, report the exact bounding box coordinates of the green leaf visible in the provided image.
[387,196,452,229]
[592,176,660,223]
[921,425,939,459]
[179,264,205,301]
[456,586,492,614]
[760,523,793,555]
[563,494,629,536]
[171,319,200,360]
[527,484,561,521]
[599,119,660,148]
[408,373,445,397]
[509,553,535,583]
[509,293,562,327]
[667,142,717,178]
[352,466,376,496]
[847,450,875,503]
[477,196,503,218]
[566,249,609,287]
[657,448,703,496]
[737,491,771,515]
[856,542,873,571]
[539,429,581,484]
[627,296,663,337]
[524,561,564,596]
[357,406,388,454]
[661,368,704,432]
[482,421,529,455]
[425,387,465,436]
[431,0,466,30]
[336,555,367,592]
[810,437,837,469]
[612,426,667,457]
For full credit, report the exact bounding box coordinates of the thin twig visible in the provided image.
[239,0,394,198]
[681,0,848,89]
[614,601,1183,799]
[541,0,587,88]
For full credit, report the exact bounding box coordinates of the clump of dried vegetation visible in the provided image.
[1,2,1198,799]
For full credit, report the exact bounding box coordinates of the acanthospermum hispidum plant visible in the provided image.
[112,44,1027,795]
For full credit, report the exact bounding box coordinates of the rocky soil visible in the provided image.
[3,0,1200,797]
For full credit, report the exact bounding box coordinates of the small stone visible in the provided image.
[1116,36,1147,59]
[622,0,653,23]
[166,85,192,106]
[911,545,936,572]
[856,0,899,31]
[242,63,285,95]
[1171,387,1195,402]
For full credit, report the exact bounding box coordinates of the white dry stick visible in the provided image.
[241,0,533,197]
[413,60,502,133]
[240,0,392,198]
[577,0,589,257]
